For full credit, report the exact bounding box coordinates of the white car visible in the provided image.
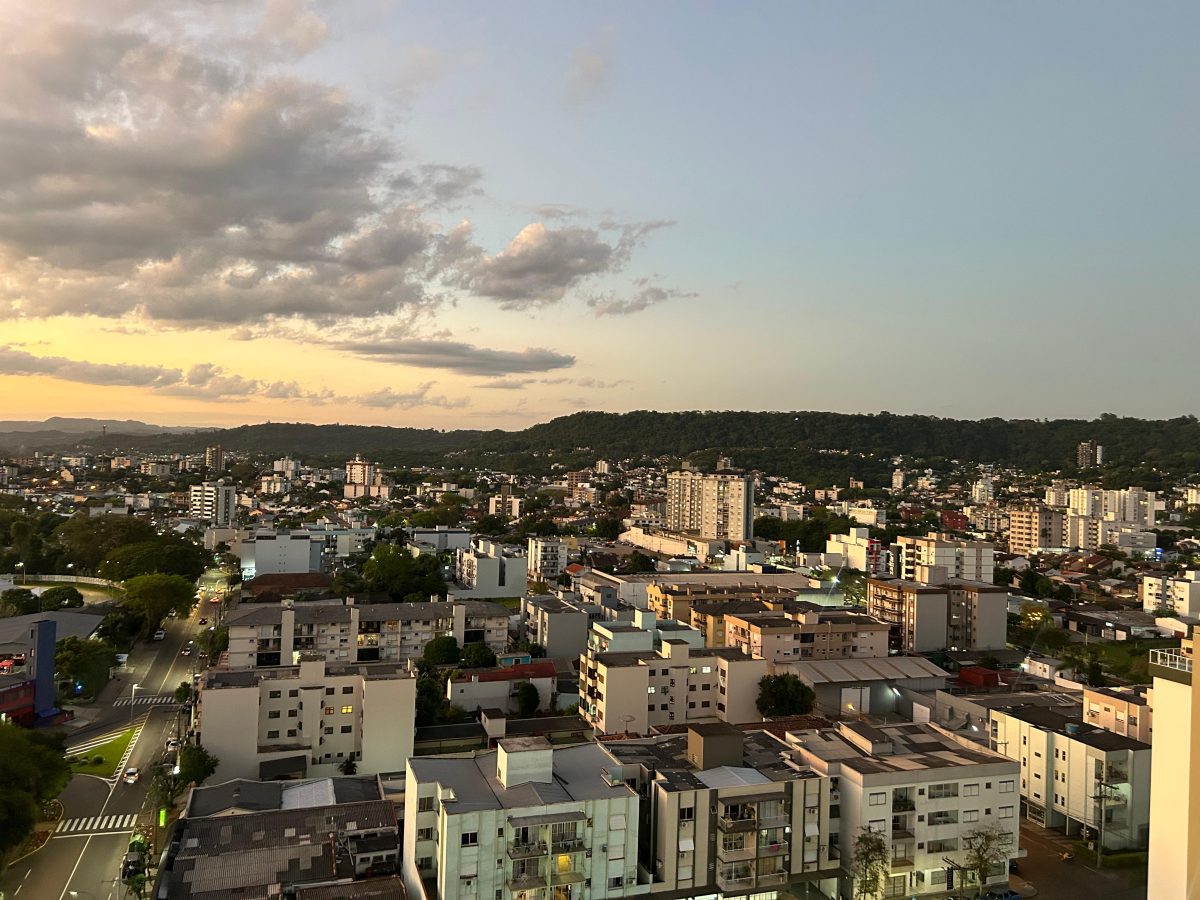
[123,767,140,784]
[153,629,166,641]
[166,738,179,752]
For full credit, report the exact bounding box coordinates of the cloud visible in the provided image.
[256,0,329,59]
[587,280,696,316]
[475,375,627,390]
[565,26,616,105]
[0,345,179,388]
[356,384,468,410]
[338,338,576,376]
[454,220,671,309]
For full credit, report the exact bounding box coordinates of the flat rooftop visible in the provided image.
[788,722,1016,777]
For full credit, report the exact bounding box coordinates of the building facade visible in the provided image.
[666,471,754,541]
[190,479,236,526]
[866,577,1009,653]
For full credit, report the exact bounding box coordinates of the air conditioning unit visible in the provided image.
[626,876,635,885]
[601,844,607,853]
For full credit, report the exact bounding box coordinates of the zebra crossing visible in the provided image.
[113,693,175,707]
[56,813,139,836]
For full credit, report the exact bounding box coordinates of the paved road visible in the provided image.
[0,603,205,900]
[1014,821,1147,900]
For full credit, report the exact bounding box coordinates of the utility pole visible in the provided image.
[1091,777,1117,868]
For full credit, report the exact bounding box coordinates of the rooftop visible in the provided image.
[1002,704,1150,752]
[788,722,1016,776]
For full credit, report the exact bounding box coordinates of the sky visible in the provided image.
[0,1,1196,429]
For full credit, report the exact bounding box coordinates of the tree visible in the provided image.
[415,675,446,726]
[0,587,38,616]
[178,744,219,787]
[174,681,195,704]
[592,518,622,541]
[622,551,657,574]
[363,543,447,599]
[39,585,84,609]
[338,757,358,775]
[56,637,118,697]
[423,636,460,666]
[755,674,816,717]
[461,642,497,669]
[514,681,540,717]
[850,827,889,900]
[962,822,1012,895]
[99,538,206,582]
[53,515,158,572]
[0,725,70,857]
[120,573,196,635]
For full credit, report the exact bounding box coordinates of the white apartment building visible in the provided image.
[891,533,995,583]
[1007,505,1065,556]
[665,470,754,542]
[1142,570,1200,617]
[489,495,526,518]
[785,721,1022,899]
[989,705,1151,849]
[454,538,528,599]
[722,608,889,663]
[237,529,324,580]
[1187,486,1200,508]
[824,527,886,575]
[521,595,596,659]
[408,526,473,554]
[603,725,839,898]
[224,600,511,669]
[1068,486,1156,528]
[197,657,416,782]
[1147,642,1199,898]
[403,738,645,900]
[866,576,1009,653]
[344,454,392,500]
[970,477,995,505]
[528,537,568,583]
[580,641,767,735]
[1083,686,1153,744]
[1064,514,1155,554]
[190,479,236,526]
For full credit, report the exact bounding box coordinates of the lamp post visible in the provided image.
[129,682,142,725]
[15,561,24,584]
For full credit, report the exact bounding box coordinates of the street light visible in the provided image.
[15,561,24,584]
[130,682,142,725]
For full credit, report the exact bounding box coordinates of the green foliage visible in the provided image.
[622,551,657,574]
[514,681,540,717]
[850,827,890,900]
[362,543,446,599]
[99,537,206,581]
[121,573,196,635]
[38,585,84,609]
[962,822,1013,893]
[592,518,622,541]
[423,636,460,666]
[197,626,229,659]
[179,744,219,786]
[174,681,195,704]
[0,587,38,616]
[754,513,857,552]
[0,724,70,857]
[53,515,158,572]
[56,636,119,697]
[461,642,497,669]
[415,675,447,726]
[756,674,816,717]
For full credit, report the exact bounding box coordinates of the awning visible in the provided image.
[679,837,695,852]
[804,822,820,837]
[258,754,307,780]
[508,811,586,827]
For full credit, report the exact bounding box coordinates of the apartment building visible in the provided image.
[665,470,754,541]
[1006,505,1065,556]
[189,478,236,526]
[521,595,595,659]
[722,608,889,663]
[866,576,1009,652]
[1077,440,1104,468]
[785,721,1022,898]
[1067,486,1156,528]
[402,737,644,900]
[890,533,995,582]
[528,537,568,582]
[446,660,557,714]
[1147,641,1199,898]
[344,454,392,500]
[824,527,886,575]
[454,538,528,599]
[1064,514,1155,554]
[237,529,323,580]
[1142,570,1200,616]
[1083,685,1153,744]
[645,581,799,623]
[580,641,767,735]
[490,496,526,518]
[197,657,416,782]
[603,724,839,898]
[989,705,1151,848]
[224,600,511,669]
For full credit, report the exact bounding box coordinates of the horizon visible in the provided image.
[2,3,1197,428]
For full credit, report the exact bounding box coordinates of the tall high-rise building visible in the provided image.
[345,453,374,486]
[189,478,235,526]
[1147,637,1200,898]
[666,470,753,541]
[1007,504,1065,556]
[203,444,224,473]
[1077,440,1104,468]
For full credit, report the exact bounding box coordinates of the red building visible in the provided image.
[940,510,969,532]
[0,679,37,725]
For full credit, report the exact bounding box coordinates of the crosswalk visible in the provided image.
[113,693,176,707]
[55,813,139,836]
[66,725,136,757]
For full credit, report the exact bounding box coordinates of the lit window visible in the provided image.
[341,705,353,714]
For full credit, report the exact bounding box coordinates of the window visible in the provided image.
[701,700,710,708]
[288,689,298,698]
[342,686,353,694]
[417,827,435,840]
[679,807,694,821]
[324,706,335,715]
[267,730,279,738]
[325,687,335,695]
[341,705,354,714]
[268,710,280,719]
[869,792,886,806]
[701,665,712,674]
[288,709,298,717]
[647,686,656,694]
[418,796,435,812]
[928,811,958,826]
[417,857,433,871]
[928,838,958,853]
[963,810,980,823]
[461,832,478,847]
[268,690,281,699]
[999,780,1015,793]
[324,727,333,734]
[868,819,886,832]
[609,877,623,889]
[928,783,958,799]
[287,729,297,737]
[341,725,352,733]
[963,783,979,797]
[999,806,1014,818]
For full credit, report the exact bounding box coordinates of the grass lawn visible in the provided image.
[70,728,135,777]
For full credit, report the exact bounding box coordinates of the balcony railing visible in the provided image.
[757,871,788,886]
[892,796,915,812]
[758,840,789,857]
[508,841,549,859]
[719,815,758,832]
[890,856,914,868]
[507,871,546,889]
[717,843,755,862]
[716,872,754,891]
[1149,649,1192,674]
[551,837,586,853]
[550,870,586,886]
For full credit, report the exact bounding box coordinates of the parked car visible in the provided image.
[984,890,1021,900]
[122,767,140,784]
[153,629,166,641]
[121,851,145,880]
[180,645,192,656]
[198,617,208,625]
[166,737,179,752]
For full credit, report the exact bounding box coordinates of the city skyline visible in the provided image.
[1,1,1196,429]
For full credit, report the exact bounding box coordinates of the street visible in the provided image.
[1011,821,1147,900]
[0,600,208,900]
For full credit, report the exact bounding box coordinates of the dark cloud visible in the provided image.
[0,345,178,387]
[338,338,576,376]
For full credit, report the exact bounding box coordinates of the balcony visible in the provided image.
[551,838,586,853]
[892,795,915,812]
[758,840,789,857]
[715,871,754,891]
[758,810,790,829]
[717,842,755,862]
[890,857,914,869]
[507,871,546,889]
[508,841,549,859]
[550,870,586,886]
[757,871,788,887]
[718,815,758,833]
